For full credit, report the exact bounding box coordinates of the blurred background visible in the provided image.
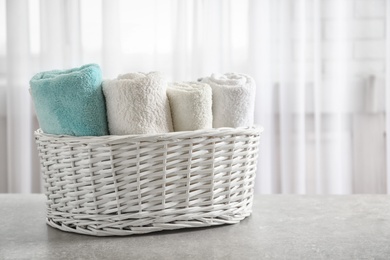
[1,0,389,194]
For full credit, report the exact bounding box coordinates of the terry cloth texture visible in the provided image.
[29,64,108,136]
[167,82,212,131]
[102,72,173,135]
[201,73,256,128]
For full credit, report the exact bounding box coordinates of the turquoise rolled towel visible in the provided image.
[30,64,109,136]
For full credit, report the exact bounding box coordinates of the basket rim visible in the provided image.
[34,125,264,143]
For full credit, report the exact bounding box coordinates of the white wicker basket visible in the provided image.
[34,126,263,236]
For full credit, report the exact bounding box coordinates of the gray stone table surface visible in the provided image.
[0,194,390,260]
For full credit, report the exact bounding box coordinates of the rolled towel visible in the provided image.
[167,82,212,131]
[29,64,108,136]
[102,72,173,135]
[201,73,256,128]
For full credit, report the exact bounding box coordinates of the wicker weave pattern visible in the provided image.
[35,126,263,236]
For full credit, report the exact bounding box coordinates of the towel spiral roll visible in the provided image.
[29,64,109,136]
[201,73,256,128]
[102,72,173,135]
[167,82,212,131]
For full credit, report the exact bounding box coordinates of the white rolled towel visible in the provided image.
[102,72,173,135]
[200,73,256,128]
[167,82,212,131]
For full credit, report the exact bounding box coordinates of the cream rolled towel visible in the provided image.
[201,73,256,128]
[102,72,173,135]
[167,82,212,131]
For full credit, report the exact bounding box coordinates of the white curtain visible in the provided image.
[1,0,389,194]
